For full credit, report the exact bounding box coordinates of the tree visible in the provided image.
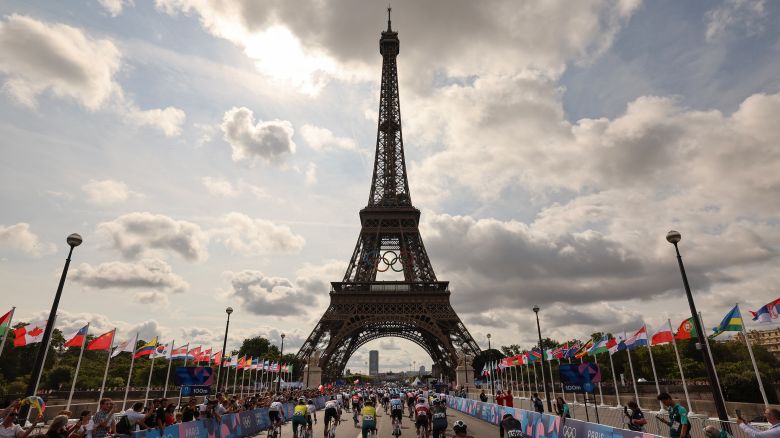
[46,366,71,390]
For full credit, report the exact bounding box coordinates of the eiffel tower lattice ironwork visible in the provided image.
[296,9,481,381]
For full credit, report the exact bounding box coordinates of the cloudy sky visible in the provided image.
[1,0,780,374]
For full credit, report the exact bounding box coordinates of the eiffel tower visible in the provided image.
[297,9,481,382]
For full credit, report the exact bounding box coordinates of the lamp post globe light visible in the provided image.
[666,231,730,423]
[533,305,553,412]
[487,333,496,400]
[218,307,233,393]
[19,233,82,423]
[277,333,285,392]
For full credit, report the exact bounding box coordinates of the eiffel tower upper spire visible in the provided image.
[368,5,411,208]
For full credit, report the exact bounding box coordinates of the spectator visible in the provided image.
[505,390,514,408]
[495,390,504,406]
[737,407,780,438]
[555,397,570,419]
[115,402,150,438]
[90,399,115,438]
[66,410,91,438]
[1,409,36,438]
[531,393,544,413]
[45,415,69,438]
[155,399,168,432]
[479,390,487,403]
[623,400,646,432]
[164,405,175,427]
[181,398,199,422]
[656,393,689,438]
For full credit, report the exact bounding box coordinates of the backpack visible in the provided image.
[116,415,132,435]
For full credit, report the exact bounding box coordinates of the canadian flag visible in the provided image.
[13,320,48,347]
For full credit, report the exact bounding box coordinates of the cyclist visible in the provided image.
[360,399,377,438]
[452,420,474,438]
[292,398,308,437]
[390,393,404,427]
[414,396,431,438]
[323,396,340,438]
[430,398,447,438]
[406,392,416,418]
[382,392,391,412]
[499,412,523,438]
[351,393,362,413]
[269,397,285,432]
[307,399,318,425]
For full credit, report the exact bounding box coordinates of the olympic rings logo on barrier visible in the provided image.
[562,425,577,438]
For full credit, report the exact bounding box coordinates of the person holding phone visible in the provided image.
[623,400,646,432]
[657,393,689,438]
[738,407,780,438]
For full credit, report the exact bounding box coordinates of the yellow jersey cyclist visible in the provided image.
[360,400,378,438]
[292,398,310,436]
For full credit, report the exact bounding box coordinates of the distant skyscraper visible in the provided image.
[419,365,425,375]
[369,350,379,376]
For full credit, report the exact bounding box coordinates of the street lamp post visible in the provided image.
[19,233,82,423]
[218,307,233,393]
[666,230,730,423]
[277,333,285,392]
[487,333,496,401]
[533,305,553,412]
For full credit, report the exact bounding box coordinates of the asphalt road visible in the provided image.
[261,405,500,438]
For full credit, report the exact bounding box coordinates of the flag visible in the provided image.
[564,343,581,359]
[608,334,626,355]
[198,348,212,363]
[229,355,238,367]
[263,360,270,371]
[288,364,294,374]
[589,335,609,356]
[0,309,13,337]
[624,326,648,350]
[13,320,48,347]
[712,305,744,337]
[675,317,697,340]
[552,345,565,360]
[112,337,136,357]
[151,342,171,358]
[281,363,289,373]
[134,337,158,358]
[64,324,89,347]
[188,346,202,360]
[650,323,674,346]
[251,357,259,370]
[544,349,554,360]
[574,340,594,359]
[751,297,780,323]
[170,345,189,359]
[212,351,222,364]
[87,330,115,351]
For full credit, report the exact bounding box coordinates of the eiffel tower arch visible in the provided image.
[297,9,481,382]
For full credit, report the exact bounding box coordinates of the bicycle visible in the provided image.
[326,418,338,438]
[392,417,402,437]
[268,421,282,438]
[417,424,429,438]
[353,409,360,427]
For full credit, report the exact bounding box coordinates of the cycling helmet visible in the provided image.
[453,420,467,433]
[298,397,306,403]
[433,398,440,405]
[417,396,426,403]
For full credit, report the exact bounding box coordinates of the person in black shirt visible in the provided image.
[499,413,523,438]
[155,399,168,433]
[624,400,647,432]
[181,398,200,422]
[479,390,488,402]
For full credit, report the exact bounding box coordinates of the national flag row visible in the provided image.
[485,300,775,374]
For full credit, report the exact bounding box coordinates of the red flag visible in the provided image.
[87,330,115,350]
[650,324,674,346]
[64,325,89,347]
[212,351,222,364]
[674,318,697,340]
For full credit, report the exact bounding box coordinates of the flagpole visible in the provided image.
[233,358,239,395]
[225,359,231,395]
[532,360,539,393]
[643,327,662,410]
[607,349,620,407]
[66,323,89,411]
[98,329,116,403]
[163,340,174,399]
[737,305,769,407]
[241,361,247,398]
[0,307,15,361]
[33,314,57,396]
[592,353,604,405]
[525,362,532,398]
[122,332,139,411]
[176,343,190,409]
[547,354,556,401]
[558,359,567,404]
[215,349,222,393]
[253,361,259,393]
[624,332,640,408]
[668,319,691,413]
[698,312,726,405]
[144,348,157,405]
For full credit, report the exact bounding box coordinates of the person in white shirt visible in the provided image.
[738,408,780,438]
[0,409,36,438]
[306,400,317,424]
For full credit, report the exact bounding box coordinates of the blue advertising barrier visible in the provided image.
[446,397,663,438]
[133,396,328,438]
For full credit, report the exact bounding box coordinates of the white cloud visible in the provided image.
[300,124,358,151]
[201,177,267,198]
[0,14,185,135]
[705,0,766,41]
[221,107,296,164]
[304,162,317,185]
[71,258,189,292]
[213,212,305,256]
[0,223,56,256]
[98,0,133,17]
[81,179,142,205]
[97,212,208,262]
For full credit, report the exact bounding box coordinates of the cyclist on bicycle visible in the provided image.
[430,398,448,438]
[269,397,285,431]
[406,392,416,418]
[382,392,391,412]
[292,398,308,437]
[499,412,523,438]
[414,396,431,438]
[390,393,404,426]
[306,399,317,425]
[324,396,340,437]
[360,400,377,438]
[351,393,362,412]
